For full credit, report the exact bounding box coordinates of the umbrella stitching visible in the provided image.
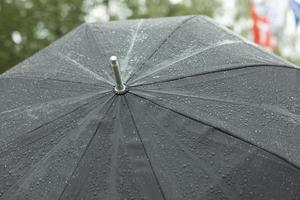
[130,92,300,171]
[85,24,115,83]
[56,52,114,86]
[0,93,113,198]
[4,33,114,86]
[202,16,300,69]
[0,93,112,155]
[131,88,300,124]
[0,92,112,153]
[0,97,106,179]
[0,91,112,147]
[57,95,116,200]
[0,91,109,116]
[131,89,300,168]
[125,15,197,84]
[0,76,107,88]
[243,42,300,69]
[142,104,240,200]
[129,40,243,84]
[130,31,298,85]
[107,97,122,200]
[124,96,167,200]
[130,64,298,87]
[123,19,144,81]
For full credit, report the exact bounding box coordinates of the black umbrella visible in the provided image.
[1,16,300,200]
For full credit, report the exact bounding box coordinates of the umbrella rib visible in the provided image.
[0,94,112,156]
[124,96,167,200]
[85,24,115,83]
[130,40,243,84]
[201,16,299,69]
[131,63,297,87]
[0,76,107,87]
[130,92,300,171]
[0,91,107,116]
[131,88,300,124]
[0,91,112,149]
[143,109,240,200]
[107,97,122,200]
[57,96,116,200]
[0,94,114,198]
[123,19,144,79]
[56,52,114,86]
[125,15,197,83]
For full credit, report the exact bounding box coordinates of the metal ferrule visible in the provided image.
[110,56,127,94]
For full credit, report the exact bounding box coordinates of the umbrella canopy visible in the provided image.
[1,16,300,200]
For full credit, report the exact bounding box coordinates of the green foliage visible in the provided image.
[124,0,220,19]
[0,0,87,73]
[235,0,250,20]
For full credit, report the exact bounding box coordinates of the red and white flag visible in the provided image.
[250,0,276,49]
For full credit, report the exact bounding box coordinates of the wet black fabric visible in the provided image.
[0,16,300,200]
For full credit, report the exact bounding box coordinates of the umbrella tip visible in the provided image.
[110,56,127,95]
[110,55,117,64]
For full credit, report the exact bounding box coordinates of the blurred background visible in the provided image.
[0,0,300,74]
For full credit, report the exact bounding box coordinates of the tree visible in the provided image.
[0,0,87,73]
[123,0,220,19]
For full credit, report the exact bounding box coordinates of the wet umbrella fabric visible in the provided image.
[0,16,300,200]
